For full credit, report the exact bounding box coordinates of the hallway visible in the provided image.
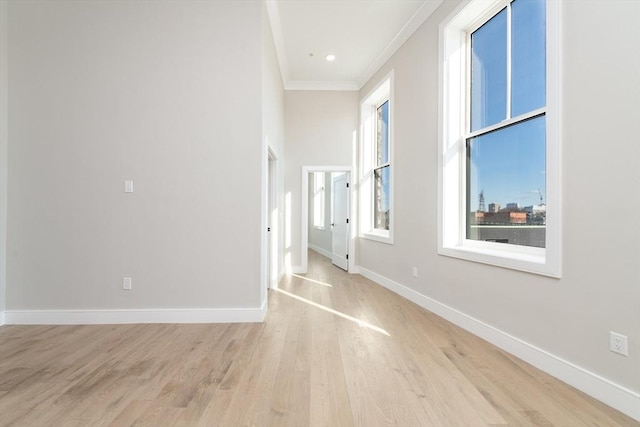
[270,250,636,426]
[0,250,636,426]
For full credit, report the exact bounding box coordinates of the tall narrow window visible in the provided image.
[374,100,390,231]
[312,172,325,230]
[360,72,393,243]
[440,0,560,276]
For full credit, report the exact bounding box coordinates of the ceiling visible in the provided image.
[266,0,444,91]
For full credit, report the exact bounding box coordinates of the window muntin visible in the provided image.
[466,0,546,249]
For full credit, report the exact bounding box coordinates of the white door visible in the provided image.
[331,172,350,271]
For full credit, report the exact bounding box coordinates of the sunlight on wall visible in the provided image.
[285,191,291,248]
[284,191,292,272]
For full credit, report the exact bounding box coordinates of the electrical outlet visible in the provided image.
[123,277,132,290]
[610,332,628,356]
[412,267,418,278]
[124,180,134,193]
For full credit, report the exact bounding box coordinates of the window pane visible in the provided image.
[466,115,546,247]
[471,8,507,131]
[376,100,389,165]
[373,165,390,230]
[313,172,325,228]
[512,0,546,116]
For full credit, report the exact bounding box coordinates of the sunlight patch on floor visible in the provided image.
[290,273,333,288]
[273,288,390,336]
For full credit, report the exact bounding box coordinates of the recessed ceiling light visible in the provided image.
[325,54,336,62]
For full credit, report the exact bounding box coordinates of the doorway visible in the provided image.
[301,166,352,273]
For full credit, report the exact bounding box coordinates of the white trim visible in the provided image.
[275,271,285,290]
[301,166,354,274]
[286,265,306,274]
[0,310,5,326]
[264,0,290,85]
[4,303,268,325]
[308,244,332,260]
[357,266,640,421]
[361,230,393,245]
[261,142,268,304]
[285,80,359,91]
[505,1,512,120]
[466,107,545,139]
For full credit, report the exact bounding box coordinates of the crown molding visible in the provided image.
[265,0,290,84]
[285,80,359,91]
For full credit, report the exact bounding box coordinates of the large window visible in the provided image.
[439,0,560,276]
[360,72,393,243]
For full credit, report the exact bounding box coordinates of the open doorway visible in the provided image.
[301,166,352,273]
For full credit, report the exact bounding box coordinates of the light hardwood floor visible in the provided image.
[0,250,637,426]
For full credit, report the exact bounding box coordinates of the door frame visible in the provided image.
[301,165,354,273]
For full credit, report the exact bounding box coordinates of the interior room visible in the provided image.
[0,0,638,425]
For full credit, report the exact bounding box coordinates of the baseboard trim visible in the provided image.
[308,244,332,259]
[4,302,267,325]
[274,270,285,289]
[0,310,5,326]
[287,265,306,274]
[357,266,640,421]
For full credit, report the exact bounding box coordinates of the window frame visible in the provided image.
[360,71,394,244]
[438,0,561,277]
[373,99,391,232]
[312,171,326,230]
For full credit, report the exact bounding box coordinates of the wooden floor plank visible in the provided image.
[0,250,637,426]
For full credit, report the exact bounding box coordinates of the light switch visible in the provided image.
[124,180,134,193]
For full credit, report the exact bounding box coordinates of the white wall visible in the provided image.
[357,0,640,410]
[0,0,7,324]
[308,172,332,257]
[262,3,285,296]
[284,91,358,271]
[6,0,265,320]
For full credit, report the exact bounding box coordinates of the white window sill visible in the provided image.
[439,242,560,278]
[361,230,393,245]
[313,226,326,231]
